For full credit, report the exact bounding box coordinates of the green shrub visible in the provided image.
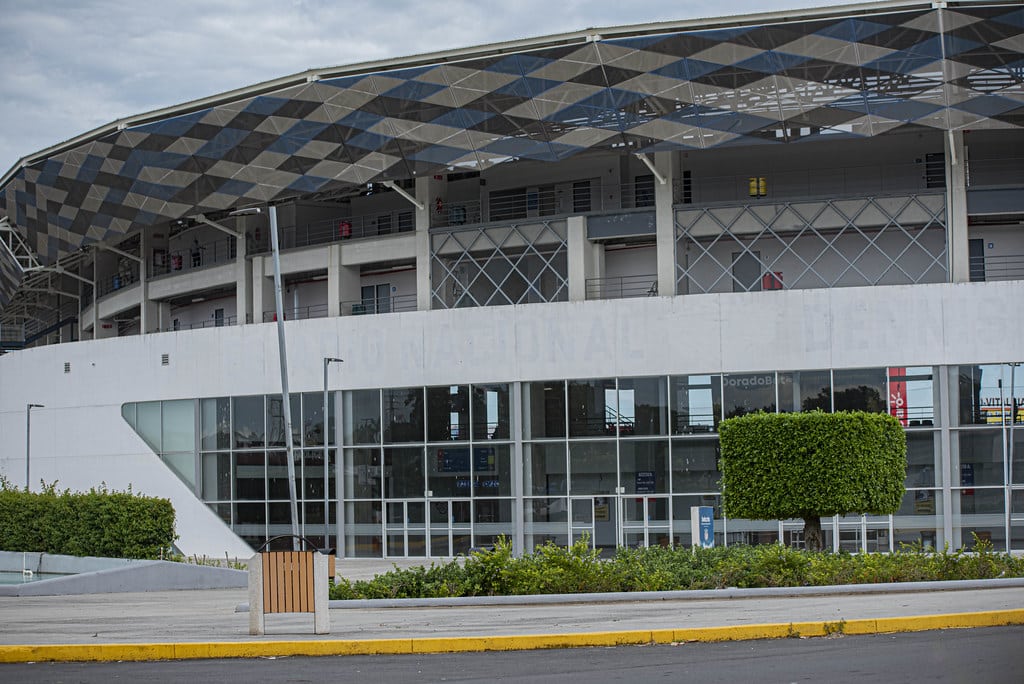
[0,479,176,559]
[328,536,1024,600]
[720,411,906,550]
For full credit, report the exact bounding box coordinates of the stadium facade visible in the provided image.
[0,1,1022,557]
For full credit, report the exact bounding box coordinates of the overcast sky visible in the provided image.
[0,0,854,175]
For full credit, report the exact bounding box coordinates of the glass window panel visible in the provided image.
[303,450,326,500]
[201,397,231,451]
[618,377,668,436]
[955,488,1005,550]
[136,401,161,452]
[524,380,566,438]
[777,370,831,413]
[384,447,424,498]
[201,452,231,500]
[234,502,266,525]
[474,499,512,525]
[1013,429,1024,485]
[472,384,510,440]
[232,396,265,448]
[162,400,195,453]
[957,364,1005,426]
[671,438,720,493]
[161,452,195,489]
[906,432,940,488]
[427,385,469,442]
[954,430,1005,487]
[121,403,136,429]
[723,372,776,418]
[894,488,941,550]
[267,451,291,499]
[833,368,886,413]
[302,392,330,447]
[569,441,616,495]
[474,445,511,497]
[888,366,934,426]
[234,452,265,500]
[267,395,301,448]
[671,375,721,434]
[428,446,470,497]
[568,378,616,437]
[523,442,567,495]
[345,448,381,499]
[345,389,380,445]
[620,440,669,494]
[383,387,424,443]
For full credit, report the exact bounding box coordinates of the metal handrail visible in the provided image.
[262,303,330,323]
[161,315,239,332]
[341,293,417,316]
[95,262,141,297]
[970,253,1024,282]
[585,274,658,300]
[151,236,237,278]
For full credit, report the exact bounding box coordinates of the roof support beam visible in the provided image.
[96,244,142,264]
[381,181,425,211]
[0,216,41,270]
[634,153,668,185]
[195,214,242,238]
[24,265,93,286]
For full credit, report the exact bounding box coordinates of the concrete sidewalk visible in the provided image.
[0,561,1022,662]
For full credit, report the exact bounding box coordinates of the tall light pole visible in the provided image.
[25,404,44,491]
[231,205,300,550]
[324,357,343,551]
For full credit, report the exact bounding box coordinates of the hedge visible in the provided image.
[0,479,176,559]
[719,411,907,520]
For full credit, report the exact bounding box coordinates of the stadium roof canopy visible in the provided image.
[0,0,1022,309]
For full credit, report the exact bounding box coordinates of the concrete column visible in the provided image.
[568,215,603,301]
[655,151,678,297]
[945,130,970,283]
[235,232,252,325]
[327,243,343,317]
[335,260,361,316]
[415,176,443,311]
[251,256,275,323]
[140,230,157,334]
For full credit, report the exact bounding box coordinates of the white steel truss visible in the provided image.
[674,194,947,294]
[430,220,569,308]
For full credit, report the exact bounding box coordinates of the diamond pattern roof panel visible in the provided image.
[0,2,1020,273]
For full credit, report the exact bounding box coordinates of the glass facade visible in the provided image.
[122,361,1024,556]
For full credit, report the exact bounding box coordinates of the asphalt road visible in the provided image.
[4,626,1022,683]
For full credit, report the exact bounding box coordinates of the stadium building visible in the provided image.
[0,1,1022,558]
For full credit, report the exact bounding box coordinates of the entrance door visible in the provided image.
[428,499,472,557]
[384,500,426,557]
[620,495,671,548]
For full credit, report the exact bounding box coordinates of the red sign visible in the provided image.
[889,367,907,426]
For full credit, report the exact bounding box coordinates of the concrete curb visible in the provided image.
[0,609,1022,663]
[234,577,1024,611]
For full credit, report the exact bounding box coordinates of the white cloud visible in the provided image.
[0,0,851,173]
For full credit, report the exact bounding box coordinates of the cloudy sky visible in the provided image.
[0,0,854,175]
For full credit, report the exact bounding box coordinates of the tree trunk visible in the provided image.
[803,515,824,552]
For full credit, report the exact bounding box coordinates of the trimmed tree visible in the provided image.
[719,411,906,552]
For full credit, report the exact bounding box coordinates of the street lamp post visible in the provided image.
[25,404,44,492]
[231,205,300,550]
[323,357,343,552]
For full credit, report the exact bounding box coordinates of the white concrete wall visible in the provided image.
[3,273,1023,555]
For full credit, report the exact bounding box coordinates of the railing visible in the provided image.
[262,303,330,323]
[585,274,659,300]
[431,200,483,228]
[95,262,141,298]
[671,161,942,207]
[341,293,417,316]
[970,254,1024,282]
[151,236,236,277]
[160,314,243,333]
[0,322,25,343]
[249,209,415,254]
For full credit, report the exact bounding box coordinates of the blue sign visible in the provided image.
[635,471,655,494]
[698,506,714,548]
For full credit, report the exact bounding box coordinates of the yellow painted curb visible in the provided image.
[0,609,1021,663]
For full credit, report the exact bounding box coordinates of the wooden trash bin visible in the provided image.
[248,550,331,635]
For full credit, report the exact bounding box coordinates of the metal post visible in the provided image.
[266,206,302,551]
[25,404,43,491]
[324,357,342,551]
